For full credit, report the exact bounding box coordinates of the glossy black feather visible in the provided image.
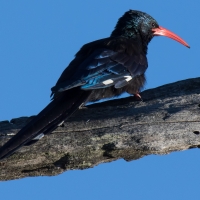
[0,10,160,160]
[51,37,148,98]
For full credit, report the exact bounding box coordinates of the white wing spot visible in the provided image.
[33,133,44,140]
[58,121,64,126]
[124,76,132,82]
[102,79,114,85]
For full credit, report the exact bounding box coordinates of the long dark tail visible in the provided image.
[0,89,91,160]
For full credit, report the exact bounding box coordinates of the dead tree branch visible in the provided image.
[0,77,200,181]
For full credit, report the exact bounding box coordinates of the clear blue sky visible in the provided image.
[1,1,200,200]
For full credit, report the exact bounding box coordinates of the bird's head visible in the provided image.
[111,10,189,49]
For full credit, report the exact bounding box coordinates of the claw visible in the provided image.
[133,93,143,101]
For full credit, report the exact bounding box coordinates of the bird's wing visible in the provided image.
[51,46,148,93]
[0,37,148,160]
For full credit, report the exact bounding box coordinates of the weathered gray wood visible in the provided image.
[0,77,200,181]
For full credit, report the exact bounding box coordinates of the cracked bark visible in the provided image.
[0,77,200,181]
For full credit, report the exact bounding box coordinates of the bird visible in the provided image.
[0,10,189,160]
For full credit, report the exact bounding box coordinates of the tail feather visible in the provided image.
[0,89,91,160]
[41,90,91,136]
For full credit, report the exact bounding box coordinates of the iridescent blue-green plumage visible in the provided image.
[111,10,159,53]
[0,10,160,160]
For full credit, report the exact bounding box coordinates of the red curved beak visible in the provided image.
[152,26,190,48]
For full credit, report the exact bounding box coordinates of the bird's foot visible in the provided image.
[132,93,143,101]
